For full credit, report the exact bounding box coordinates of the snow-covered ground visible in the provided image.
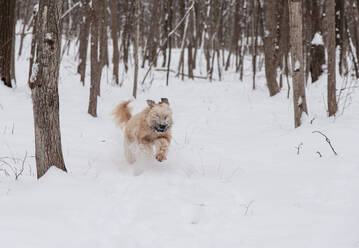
[0,32,359,248]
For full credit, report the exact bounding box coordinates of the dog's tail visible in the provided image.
[112,100,132,128]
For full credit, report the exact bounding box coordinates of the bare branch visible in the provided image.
[312,131,338,155]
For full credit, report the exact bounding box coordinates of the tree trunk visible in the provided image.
[142,0,159,67]
[29,0,67,178]
[18,4,31,57]
[110,0,120,85]
[310,44,325,82]
[99,0,109,68]
[0,0,16,88]
[263,0,280,96]
[289,0,308,128]
[77,0,90,84]
[327,0,338,116]
[166,0,173,86]
[187,9,194,79]
[121,0,130,72]
[133,0,140,98]
[88,0,101,117]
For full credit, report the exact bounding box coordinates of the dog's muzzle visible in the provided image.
[151,124,169,133]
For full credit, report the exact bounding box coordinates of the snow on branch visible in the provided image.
[60,1,82,20]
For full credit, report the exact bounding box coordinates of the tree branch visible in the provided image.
[312,130,338,155]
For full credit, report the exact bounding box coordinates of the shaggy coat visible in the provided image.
[112,99,173,163]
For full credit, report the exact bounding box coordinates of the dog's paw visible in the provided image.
[155,153,167,162]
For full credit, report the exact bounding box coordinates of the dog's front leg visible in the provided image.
[153,138,169,162]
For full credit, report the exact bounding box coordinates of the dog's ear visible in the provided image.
[147,99,155,107]
[160,98,169,105]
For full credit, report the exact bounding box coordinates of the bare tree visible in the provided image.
[110,0,120,85]
[289,0,308,128]
[88,0,102,117]
[263,0,280,96]
[327,0,338,116]
[133,0,140,98]
[0,0,16,88]
[77,0,90,85]
[29,0,67,178]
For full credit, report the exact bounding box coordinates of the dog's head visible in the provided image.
[146,98,173,134]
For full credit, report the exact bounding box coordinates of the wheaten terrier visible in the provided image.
[112,98,173,163]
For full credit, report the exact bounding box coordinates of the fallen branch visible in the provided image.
[312,131,338,156]
[155,68,208,80]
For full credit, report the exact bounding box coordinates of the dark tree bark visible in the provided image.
[263,0,280,96]
[289,0,308,128]
[18,1,31,57]
[133,0,140,98]
[88,0,102,117]
[0,0,16,88]
[121,0,130,72]
[29,0,67,178]
[336,0,348,76]
[187,9,194,79]
[327,0,338,116]
[110,0,120,85]
[77,0,90,84]
[310,44,325,82]
[99,0,109,68]
[166,0,173,86]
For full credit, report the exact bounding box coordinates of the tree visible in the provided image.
[0,0,16,88]
[88,0,102,117]
[263,0,280,96]
[327,0,338,116]
[29,0,67,178]
[77,0,90,85]
[110,0,120,85]
[289,0,308,128]
[133,0,140,98]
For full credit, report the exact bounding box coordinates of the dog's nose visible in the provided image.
[159,124,166,130]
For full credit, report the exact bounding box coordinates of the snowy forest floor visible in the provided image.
[0,33,359,248]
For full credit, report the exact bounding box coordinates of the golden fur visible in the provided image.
[112,99,173,163]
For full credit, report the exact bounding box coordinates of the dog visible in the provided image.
[112,98,173,164]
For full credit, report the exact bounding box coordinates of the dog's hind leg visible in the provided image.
[124,138,136,164]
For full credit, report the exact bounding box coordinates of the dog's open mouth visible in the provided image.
[151,124,168,133]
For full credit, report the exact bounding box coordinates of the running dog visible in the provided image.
[112,98,173,163]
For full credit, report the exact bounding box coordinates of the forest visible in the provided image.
[0,0,358,247]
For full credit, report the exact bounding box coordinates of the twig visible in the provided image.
[312,131,338,155]
[316,151,322,158]
[244,200,255,216]
[294,142,303,155]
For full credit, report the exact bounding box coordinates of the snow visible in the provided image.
[29,62,38,83]
[0,25,359,248]
[295,59,301,71]
[264,29,269,38]
[33,3,39,14]
[312,33,324,45]
[45,33,52,41]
